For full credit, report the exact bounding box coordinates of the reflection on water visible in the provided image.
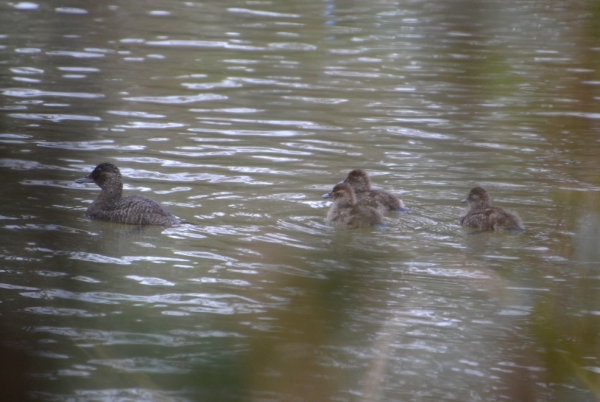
[1,0,599,401]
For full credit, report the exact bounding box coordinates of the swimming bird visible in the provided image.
[460,187,524,232]
[75,162,180,227]
[324,183,386,229]
[323,169,407,213]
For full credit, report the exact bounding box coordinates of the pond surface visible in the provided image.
[1,0,599,401]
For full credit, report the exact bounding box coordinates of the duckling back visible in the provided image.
[342,169,407,213]
[355,190,406,213]
[326,204,384,229]
[460,187,523,232]
[461,206,523,232]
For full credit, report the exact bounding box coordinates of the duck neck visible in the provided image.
[336,193,355,208]
[354,182,370,193]
[470,200,491,211]
[96,183,123,206]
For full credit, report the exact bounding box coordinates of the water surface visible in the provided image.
[1,0,599,401]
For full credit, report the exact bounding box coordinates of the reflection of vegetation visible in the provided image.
[531,295,600,399]
[530,210,600,400]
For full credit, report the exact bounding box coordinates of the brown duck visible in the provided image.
[323,169,407,213]
[75,162,180,227]
[324,183,386,229]
[460,187,523,232]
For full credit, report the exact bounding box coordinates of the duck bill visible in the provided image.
[460,198,467,203]
[75,177,94,184]
[322,192,332,199]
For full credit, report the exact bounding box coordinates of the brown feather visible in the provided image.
[460,187,523,231]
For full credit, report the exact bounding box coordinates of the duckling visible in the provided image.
[325,183,386,229]
[75,162,180,227]
[460,187,524,232]
[323,169,407,213]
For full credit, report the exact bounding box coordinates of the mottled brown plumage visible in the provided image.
[324,169,407,213]
[75,162,180,227]
[460,187,523,232]
[324,183,385,229]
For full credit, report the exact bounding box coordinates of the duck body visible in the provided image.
[75,162,180,227]
[354,189,405,213]
[460,187,523,232]
[324,183,385,229]
[324,169,407,213]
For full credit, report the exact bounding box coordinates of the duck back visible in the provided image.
[326,204,384,229]
[76,162,180,227]
[355,189,406,213]
[342,169,406,213]
[86,195,180,226]
[461,206,523,232]
[460,187,523,232]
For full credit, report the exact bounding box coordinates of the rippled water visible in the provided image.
[1,0,599,401]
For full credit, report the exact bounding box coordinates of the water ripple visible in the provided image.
[55,7,87,14]
[10,67,44,74]
[175,145,310,157]
[182,79,242,90]
[4,224,93,234]
[12,76,41,83]
[173,250,237,262]
[537,111,600,120]
[0,282,38,291]
[22,289,268,314]
[200,117,339,131]
[37,140,144,151]
[190,107,262,114]
[20,289,119,304]
[116,122,187,129]
[282,96,348,104]
[0,158,43,170]
[146,40,265,51]
[34,326,196,347]
[268,43,317,51]
[58,67,100,73]
[126,276,176,286]
[146,40,228,48]
[408,266,492,279]
[24,307,98,317]
[1,88,104,98]
[124,93,227,104]
[46,50,104,58]
[283,140,358,153]
[15,48,41,54]
[69,252,130,265]
[107,110,165,118]
[186,128,303,137]
[190,277,252,287]
[227,8,300,18]
[32,388,192,401]
[378,126,455,140]
[8,113,101,122]
[124,255,189,264]
[9,2,39,10]
[89,358,190,374]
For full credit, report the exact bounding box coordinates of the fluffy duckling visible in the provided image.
[75,162,180,227]
[460,187,524,232]
[325,183,386,229]
[323,169,407,213]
